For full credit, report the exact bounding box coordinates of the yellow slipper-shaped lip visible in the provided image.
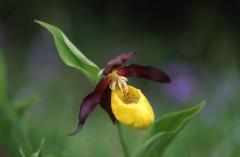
[111,85,154,129]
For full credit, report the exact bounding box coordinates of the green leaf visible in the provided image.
[31,139,45,157]
[0,52,7,104]
[19,139,45,157]
[19,147,27,157]
[135,101,205,157]
[35,20,101,85]
[13,96,38,117]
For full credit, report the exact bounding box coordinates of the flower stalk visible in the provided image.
[116,124,130,157]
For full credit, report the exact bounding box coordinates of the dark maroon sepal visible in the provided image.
[100,88,116,123]
[68,124,83,136]
[103,52,136,75]
[69,78,111,136]
[117,64,171,83]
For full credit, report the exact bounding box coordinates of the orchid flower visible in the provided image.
[69,52,170,136]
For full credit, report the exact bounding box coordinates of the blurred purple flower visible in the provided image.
[27,31,60,83]
[164,63,200,104]
[16,31,61,99]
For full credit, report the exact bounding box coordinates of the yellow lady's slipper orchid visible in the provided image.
[70,52,170,136]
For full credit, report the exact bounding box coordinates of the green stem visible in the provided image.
[116,124,130,157]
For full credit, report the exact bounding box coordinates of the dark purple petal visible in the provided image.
[69,77,111,136]
[100,88,116,123]
[117,64,171,83]
[103,52,136,75]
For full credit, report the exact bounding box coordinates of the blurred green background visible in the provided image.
[0,0,240,156]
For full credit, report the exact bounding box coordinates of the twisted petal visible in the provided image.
[69,78,111,136]
[103,52,136,75]
[117,64,171,83]
[99,88,116,123]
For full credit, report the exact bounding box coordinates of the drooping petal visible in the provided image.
[69,77,111,136]
[99,88,116,123]
[117,64,171,83]
[111,86,154,129]
[103,52,136,75]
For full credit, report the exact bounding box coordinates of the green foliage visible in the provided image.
[0,53,40,156]
[35,20,101,85]
[13,96,38,117]
[135,101,205,157]
[20,139,45,157]
[0,52,7,104]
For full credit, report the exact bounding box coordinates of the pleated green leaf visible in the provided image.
[35,20,100,84]
[135,101,205,157]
